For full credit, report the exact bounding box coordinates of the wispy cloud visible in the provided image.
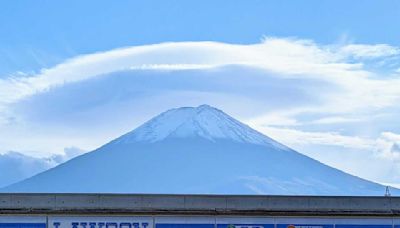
[250,124,400,166]
[1,38,400,117]
[249,125,375,150]
[310,116,363,125]
[338,44,400,59]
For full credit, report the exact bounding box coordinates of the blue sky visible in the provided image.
[1,1,400,189]
[1,0,399,76]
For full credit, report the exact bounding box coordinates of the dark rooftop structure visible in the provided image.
[1,194,399,216]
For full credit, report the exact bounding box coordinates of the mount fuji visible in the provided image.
[2,105,396,195]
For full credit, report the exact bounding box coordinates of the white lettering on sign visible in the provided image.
[49,217,153,228]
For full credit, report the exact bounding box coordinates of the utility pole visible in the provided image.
[385,186,391,197]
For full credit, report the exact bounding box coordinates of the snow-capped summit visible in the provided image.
[114,104,282,147]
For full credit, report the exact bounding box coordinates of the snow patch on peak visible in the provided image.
[114,105,286,148]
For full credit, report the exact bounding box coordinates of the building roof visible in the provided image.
[1,194,399,216]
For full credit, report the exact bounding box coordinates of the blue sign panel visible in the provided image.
[157,224,214,228]
[0,224,46,228]
[277,224,333,228]
[218,224,274,228]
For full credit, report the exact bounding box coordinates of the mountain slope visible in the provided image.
[2,105,395,195]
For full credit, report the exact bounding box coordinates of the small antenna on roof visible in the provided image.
[385,186,391,197]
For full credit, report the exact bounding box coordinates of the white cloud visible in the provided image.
[0,147,86,188]
[1,38,400,120]
[246,111,301,127]
[248,124,400,161]
[50,147,86,164]
[0,151,52,187]
[247,111,363,127]
[339,44,400,59]
[248,125,375,150]
[310,116,362,124]
[375,132,400,162]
